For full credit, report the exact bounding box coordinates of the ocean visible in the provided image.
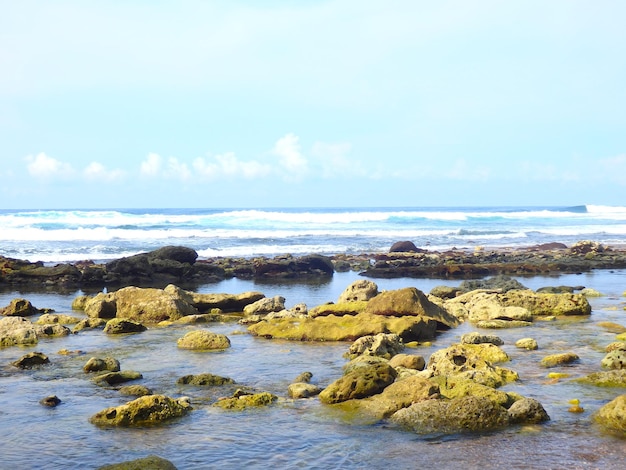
[2,205,626,469]
[2,204,626,263]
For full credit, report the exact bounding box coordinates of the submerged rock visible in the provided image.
[214,391,278,410]
[319,363,397,404]
[594,394,626,433]
[540,352,579,368]
[93,371,143,386]
[12,351,50,369]
[90,395,191,427]
[83,356,121,373]
[40,395,62,407]
[97,455,178,470]
[176,373,235,386]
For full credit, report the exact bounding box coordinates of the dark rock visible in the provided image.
[104,318,147,335]
[40,395,61,407]
[12,351,50,369]
[459,275,527,293]
[389,241,423,253]
[176,373,235,386]
[97,455,178,470]
[253,254,334,279]
[93,371,143,386]
[1,298,50,317]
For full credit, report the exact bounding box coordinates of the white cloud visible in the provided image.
[272,133,308,180]
[311,141,363,178]
[516,160,580,182]
[165,157,192,181]
[599,154,626,185]
[25,152,74,179]
[193,152,271,180]
[140,153,162,177]
[84,161,125,182]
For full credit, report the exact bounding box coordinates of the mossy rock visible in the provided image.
[576,369,626,387]
[430,375,517,408]
[90,395,191,427]
[319,363,397,404]
[176,373,235,386]
[176,330,231,350]
[97,455,177,470]
[594,394,626,433]
[213,392,277,410]
[540,352,579,368]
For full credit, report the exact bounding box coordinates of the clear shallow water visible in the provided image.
[1,271,626,469]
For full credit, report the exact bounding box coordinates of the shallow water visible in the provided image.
[1,270,626,469]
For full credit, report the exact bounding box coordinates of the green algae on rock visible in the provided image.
[90,395,192,427]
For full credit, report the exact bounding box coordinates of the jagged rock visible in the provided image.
[190,291,265,313]
[89,395,191,427]
[0,316,39,347]
[104,318,147,335]
[1,298,49,317]
[507,398,550,424]
[83,356,121,373]
[288,383,322,399]
[72,317,107,332]
[319,363,397,404]
[243,295,285,316]
[40,395,61,407]
[214,391,277,410]
[93,371,143,386]
[461,332,504,346]
[346,333,404,359]
[176,373,235,386]
[337,280,379,303]
[35,313,81,325]
[430,375,517,408]
[252,254,334,279]
[12,351,49,369]
[459,275,527,293]
[601,347,626,369]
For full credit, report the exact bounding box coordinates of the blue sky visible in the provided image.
[1,0,625,209]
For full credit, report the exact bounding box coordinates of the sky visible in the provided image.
[1,0,625,209]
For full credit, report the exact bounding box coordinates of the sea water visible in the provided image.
[1,206,626,469]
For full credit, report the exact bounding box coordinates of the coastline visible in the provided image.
[2,239,626,291]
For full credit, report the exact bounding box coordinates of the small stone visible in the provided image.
[12,352,50,369]
[515,338,538,350]
[40,395,61,407]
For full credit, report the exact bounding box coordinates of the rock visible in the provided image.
[308,301,368,318]
[34,323,71,338]
[176,373,235,386]
[429,286,463,299]
[119,385,153,397]
[40,395,61,407]
[390,395,510,434]
[346,333,404,359]
[293,371,313,383]
[507,398,550,424]
[85,285,199,323]
[288,383,322,399]
[84,357,121,373]
[427,343,518,388]
[35,313,81,325]
[570,240,604,254]
[337,280,379,303]
[459,275,527,293]
[12,351,49,369]
[1,298,48,317]
[598,323,626,334]
[460,332,504,346]
[243,295,286,316]
[364,287,460,329]
[430,375,516,408]
[339,376,439,420]
[576,369,626,387]
[581,288,603,297]
[97,455,178,470]
[190,291,265,313]
[252,254,334,279]
[594,394,626,433]
[177,330,231,350]
[540,352,579,368]
[72,317,107,332]
[388,353,425,371]
[214,391,277,410]
[93,371,143,386]
[104,318,147,335]
[515,338,539,350]
[0,316,39,347]
[89,395,191,427]
[248,312,440,342]
[601,348,626,369]
[319,363,397,404]
[389,241,422,253]
[475,320,533,329]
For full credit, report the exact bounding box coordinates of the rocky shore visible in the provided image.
[2,240,626,291]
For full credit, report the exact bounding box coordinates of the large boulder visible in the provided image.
[390,395,510,434]
[319,363,397,404]
[0,316,39,347]
[594,394,626,433]
[243,295,286,316]
[190,291,265,313]
[338,375,439,420]
[213,391,278,410]
[427,343,518,388]
[248,312,440,342]
[89,395,191,426]
[364,287,460,329]
[84,285,199,323]
[389,241,422,253]
[1,298,50,317]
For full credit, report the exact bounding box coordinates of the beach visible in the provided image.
[1,207,626,469]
